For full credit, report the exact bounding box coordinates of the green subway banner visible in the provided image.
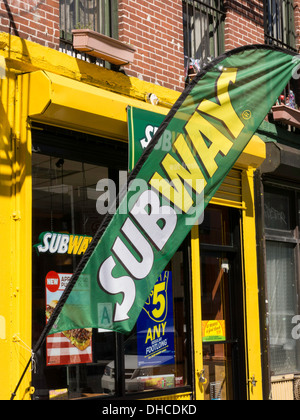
[48,46,300,335]
[128,107,166,172]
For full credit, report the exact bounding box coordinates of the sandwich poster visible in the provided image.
[137,271,175,368]
[45,271,93,366]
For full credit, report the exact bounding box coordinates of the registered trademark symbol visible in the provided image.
[242,110,252,120]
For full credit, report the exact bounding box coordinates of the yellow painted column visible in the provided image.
[241,168,263,400]
[12,70,34,400]
[0,64,33,400]
[0,66,15,400]
[191,225,205,400]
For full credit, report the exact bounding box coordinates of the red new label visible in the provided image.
[45,271,60,293]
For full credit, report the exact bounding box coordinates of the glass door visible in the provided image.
[199,206,247,400]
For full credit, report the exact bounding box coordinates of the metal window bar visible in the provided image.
[59,0,118,66]
[264,0,296,51]
[183,0,225,76]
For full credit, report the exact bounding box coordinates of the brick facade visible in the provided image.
[294,0,300,51]
[224,0,265,51]
[0,0,299,92]
[117,0,266,91]
[0,0,60,50]
[118,0,186,92]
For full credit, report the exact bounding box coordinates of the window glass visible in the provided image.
[32,152,117,399]
[59,0,118,41]
[266,241,299,375]
[199,205,232,246]
[122,250,191,395]
[265,0,296,50]
[201,254,233,401]
[32,139,192,399]
[183,0,225,72]
[298,195,300,234]
[264,189,291,231]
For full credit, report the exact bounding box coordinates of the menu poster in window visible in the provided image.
[45,271,93,366]
[137,271,175,368]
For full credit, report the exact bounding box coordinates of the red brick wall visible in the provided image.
[0,0,60,50]
[118,0,185,92]
[2,0,300,90]
[224,0,265,51]
[294,0,300,52]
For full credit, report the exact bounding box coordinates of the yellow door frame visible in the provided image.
[190,167,264,401]
[0,69,34,401]
[241,168,263,400]
[191,225,205,400]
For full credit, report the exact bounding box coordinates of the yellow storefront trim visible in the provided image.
[20,69,266,168]
[0,33,179,109]
[241,168,263,400]
[191,226,204,401]
[210,197,246,209]
[143,392,192,401]
[0,71,33,400]
[0,74,15,400]
[236,135,266,170]
[20,70,169,141]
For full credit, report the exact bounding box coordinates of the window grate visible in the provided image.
[264,0,296,51]
[59,0,118,65]
[183,0,225,76]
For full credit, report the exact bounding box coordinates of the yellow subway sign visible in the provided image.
[48,46,300,335]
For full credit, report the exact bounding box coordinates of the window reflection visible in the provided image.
[199,205,232,246]
[264,189,291,231]
[263,186,300,377]
[266,242,298,375]
[32,152,116,399]
[32,147,191,399]
[123,251,190,394]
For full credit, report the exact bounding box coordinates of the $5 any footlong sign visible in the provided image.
[49,45,300,335]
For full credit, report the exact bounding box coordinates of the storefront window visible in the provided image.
[298,196,300,234]
[266,242,299,375]
[264,189,291,231]
[199,205,232,246]
[122,250,191,395]
[201,254,233,400]
[199,207,247,400]
[31,127,192,399]
[32,151,116,399]
[264,185,300,376]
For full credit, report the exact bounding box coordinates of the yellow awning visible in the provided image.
[19,70,265,168]
[20,70,168,141]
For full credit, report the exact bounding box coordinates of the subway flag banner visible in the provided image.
[49,46,300,335]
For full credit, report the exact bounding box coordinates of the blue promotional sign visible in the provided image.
[137,271,175,367]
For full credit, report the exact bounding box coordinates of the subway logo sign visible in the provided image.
[34,232,93,256]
